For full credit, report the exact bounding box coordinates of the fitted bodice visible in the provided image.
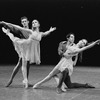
[29,31,42,41]
[64,45,78,59]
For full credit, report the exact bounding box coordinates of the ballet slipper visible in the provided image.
[22,80,28,88]
[5,80,13,87]
[33,83,40,89]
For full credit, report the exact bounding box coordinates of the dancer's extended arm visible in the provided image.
[63,39,100,57]
[69,40,100,55]
[76,40,100,53]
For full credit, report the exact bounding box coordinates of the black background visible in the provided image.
[0,0,100,66]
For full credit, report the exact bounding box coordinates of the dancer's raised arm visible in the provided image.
[76,39,100,53]
[68,39,100,55]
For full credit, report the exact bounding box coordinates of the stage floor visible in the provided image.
[0,65,100,100]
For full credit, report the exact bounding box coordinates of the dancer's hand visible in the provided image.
[2,27,10,34]
[95,39,100,45]
[0,21,6,24]
[49,27,56,32]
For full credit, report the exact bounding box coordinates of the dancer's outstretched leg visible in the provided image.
[33,58,64,89]
[33,68,60,89]
[5,58,22,87]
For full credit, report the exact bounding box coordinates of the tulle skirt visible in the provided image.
[54,57,73,76]
[14,39,40,64]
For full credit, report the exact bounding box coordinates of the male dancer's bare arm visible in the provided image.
[58,41,67,56]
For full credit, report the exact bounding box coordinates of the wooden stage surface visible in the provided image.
[0,65,100,100]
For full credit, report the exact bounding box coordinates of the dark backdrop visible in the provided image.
[0,0,100,66]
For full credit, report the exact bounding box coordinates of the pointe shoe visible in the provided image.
[33,84,40,89]
[22,80,28,89]
[5,80,13,87]
[22,82,33,88]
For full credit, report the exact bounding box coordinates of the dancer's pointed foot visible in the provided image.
[23,83,33,88]
[33,83,40,89]
[5,80,13,87]
[85,83,95,88]
[22,80,29,89]
[56,88,64,94]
